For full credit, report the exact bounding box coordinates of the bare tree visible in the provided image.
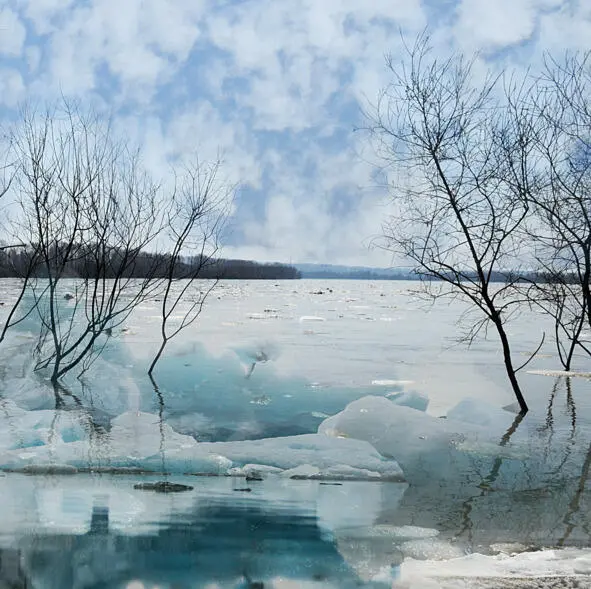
[527,278,585,371]
[0,99,230,412]
[367,35,531,412]
[0,243,43,344]
[0,120,41,345]
[508,52,591,369]
[148,158,230,378]
[11,102,166,390]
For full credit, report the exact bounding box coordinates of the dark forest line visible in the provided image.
[0,245,301,280]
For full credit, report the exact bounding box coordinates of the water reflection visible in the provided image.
[1,365,591,585]
[0,548,28,588]
[0,476,404,589]
[372,376,591,551]
[17,505,349,588]
[0,428,590,588]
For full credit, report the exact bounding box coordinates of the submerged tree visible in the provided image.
[3,101,230,398]
[148,158,230,378]
[10,104,167,387]
[507,52,591,369]
[0,125,42,345]
[0,243,43,345]
[367,35,532,412]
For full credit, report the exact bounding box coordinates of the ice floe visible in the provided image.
[386,391,429,412]
[0,410,404,481]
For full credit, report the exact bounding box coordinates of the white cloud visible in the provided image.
[164,103,263,188]
[226,135,394,265]
[23,0,209,101]
[454,0,537,50]
[0,68,25,106]
[0,8,26,56]
[24,45,41,73]
[537,0,591,53]
[16,0,75,35]
[452,0,575,56]
[204,0,425,132]
[0,0,590,265]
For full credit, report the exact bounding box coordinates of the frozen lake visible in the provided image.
[123,278,591,415]
[0,278,590,586]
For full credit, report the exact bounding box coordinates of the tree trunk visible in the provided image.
[494,318,528,413]
[147,338,167,377]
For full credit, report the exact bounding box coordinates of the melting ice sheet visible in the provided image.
[1,279,591,585]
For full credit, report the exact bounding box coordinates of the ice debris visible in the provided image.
[0,402,89,450]
[0,409,404,481]
[527,369,591,378]
[228,464,283,479]
[338,525,439,540]
[318,396,530,485]
[446,397,516,429]
[387,391,429,412]
[197,434,405,481]
[399,538,465,561]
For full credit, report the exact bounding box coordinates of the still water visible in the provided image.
[0,474,409,588]
[0,456,590,588]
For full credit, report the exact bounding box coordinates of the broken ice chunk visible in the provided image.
[387,391,429,412]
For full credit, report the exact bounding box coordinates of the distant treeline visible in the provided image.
[424,269,582,285]
[213,258,301,280]
[299,269,415,280]
[0,245,301,280]
[300,267,577,283]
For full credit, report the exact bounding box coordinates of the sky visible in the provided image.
[0,0,589,266]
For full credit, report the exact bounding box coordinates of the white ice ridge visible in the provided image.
[394,548,591,588]
[527,369,591,378]
[386,390,429,412]
[0,410,404,481]
[317,395,541,486]
[204,435,404,480]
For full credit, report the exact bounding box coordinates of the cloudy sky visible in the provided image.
[0,0,589,266]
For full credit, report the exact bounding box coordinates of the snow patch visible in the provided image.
[395,548,591,587]
[527,369,591,378]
